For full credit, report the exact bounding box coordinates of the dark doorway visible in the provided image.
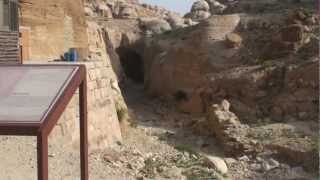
[117,47,144,83]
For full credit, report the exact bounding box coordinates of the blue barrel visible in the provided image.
[64,52,70,61]
[69,48,78,62]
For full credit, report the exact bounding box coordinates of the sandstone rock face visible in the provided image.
[143,11,318,122]
[144,14,241,100]
[20,0,88,60]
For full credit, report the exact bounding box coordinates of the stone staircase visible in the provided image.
[0,30,20,64]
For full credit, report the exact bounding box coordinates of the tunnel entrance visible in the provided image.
[117,47,144,83]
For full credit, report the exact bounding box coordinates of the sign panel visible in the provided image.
[0,66,77,122]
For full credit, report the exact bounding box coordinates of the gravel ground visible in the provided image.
[0,81,316,180]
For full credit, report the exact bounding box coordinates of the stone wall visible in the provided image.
[0,30,19,63]
[19,0,88,61]
[20,0,128,151]
[46,60,124,151]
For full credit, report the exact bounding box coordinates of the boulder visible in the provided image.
[204,155,228,174]
[184,18,198,26]
[205,0,227,14]
[166,13,186,29]
[191,0,210,12]
[225,33,242,48]
[187,0,212,21]
[139,17,172,34]
[119,6,138,19]
[207,100,241,132]
[144,15,241,98]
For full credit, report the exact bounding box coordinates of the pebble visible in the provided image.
[205,155,228,174]
[262,158,280,171]
[238,155,250,162]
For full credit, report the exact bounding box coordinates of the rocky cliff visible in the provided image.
[16,0,319,175]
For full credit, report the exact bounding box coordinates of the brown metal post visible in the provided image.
[79,70,88,180]
[37,132,48,180]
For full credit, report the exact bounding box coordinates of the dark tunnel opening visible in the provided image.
[117,47,144,83]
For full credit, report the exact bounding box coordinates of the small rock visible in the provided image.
[256,157,263,162]
[262,158,280,171]
[303,25,312,32]
[48,153,55,158]
[225,33,242,48]
[238,155,250,162]
[205,156,228,174]
[191,154,198,160]
[221,99,231,111]
[224,157,237,165]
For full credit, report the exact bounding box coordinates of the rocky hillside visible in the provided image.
[140,0,319,172]
[83,0,319,172]
[14,0,319,179]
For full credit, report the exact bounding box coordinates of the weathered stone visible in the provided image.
[205,156,228,174]
[119,6,138,19]
[166,13,186,30]
[225,33,243,48]
[262,158,280,171]
[205,0,226,14]
[189,10,211,21]
[97,3,113,18]
[139,17,172,34]
[191,0,210,12]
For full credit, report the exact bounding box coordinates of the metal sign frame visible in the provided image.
[0,64,88,180]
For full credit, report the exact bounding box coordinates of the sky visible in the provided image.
[141,0,195,15]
